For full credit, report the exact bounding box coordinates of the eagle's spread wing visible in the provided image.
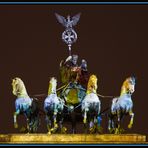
[55,13,67,27]
[72,13,81,26]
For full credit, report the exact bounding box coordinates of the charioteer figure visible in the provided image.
[60,55,89,88]
[60,54,79,84]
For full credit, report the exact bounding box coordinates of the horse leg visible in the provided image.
[96,114,103,134]
[89,118,94,134]
[14,110,20,129]
[108,116,112,132]
[111,117,115,131]
[51,112,58,133]
[119,113,125,133]
[83,110,88,134]
[90,115,100,134]
[115,111,125,134]
[128,110,134,129]
[93,116,98,133]
[26,118,31,133]
[26,111,37,133]
[46,115,52,134]
[88,112,95,134]
[59,113,67,134]
[83,110,87,124]
[108,113,114,133]
[114,111,121,134]
[58,113,62,133]
[28,117,37,133]
[31,99,40,133]
[31,116,40,133]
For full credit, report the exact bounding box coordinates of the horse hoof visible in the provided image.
[19,126,27,133]
[47,131,51,134]
[114,128,120,134]
[97,126,103,134]
[14,123,18,129]
[51,127,58,133]
[119,128,125,133]
[108,128,115,134]
[114,128,124,134]
[89,127,95,134]
[128,124,132,129]
[61,127,67,134]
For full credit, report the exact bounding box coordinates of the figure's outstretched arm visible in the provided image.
[60,56,72,67]
[65,55,72,62]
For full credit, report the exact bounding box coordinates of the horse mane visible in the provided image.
[86,74,98,94]
[12,77,29,97]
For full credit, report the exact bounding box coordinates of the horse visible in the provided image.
[81,74,102,134]
[108,76,136,134]
[12,77,40,133]
[44,77,66,134]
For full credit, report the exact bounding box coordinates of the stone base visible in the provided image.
[0,134,146,144]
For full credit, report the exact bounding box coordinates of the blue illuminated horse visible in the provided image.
[12,77,40,133]
[44,77,66,134]
[81,75,102,133]
[108,76,136,134]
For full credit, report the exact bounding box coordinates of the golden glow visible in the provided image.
[0,134,146,144]
[87,74,98,94]
[48,83,52,95]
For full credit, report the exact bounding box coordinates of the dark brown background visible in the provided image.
[0,4,147,134]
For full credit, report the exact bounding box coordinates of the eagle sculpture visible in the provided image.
[55,13,81,28]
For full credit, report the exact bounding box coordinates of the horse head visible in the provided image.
[87,74,98,94]
[12,77,28,97]
[48,77,57,95]
[12,77,21,96]
[121,76,136,95]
